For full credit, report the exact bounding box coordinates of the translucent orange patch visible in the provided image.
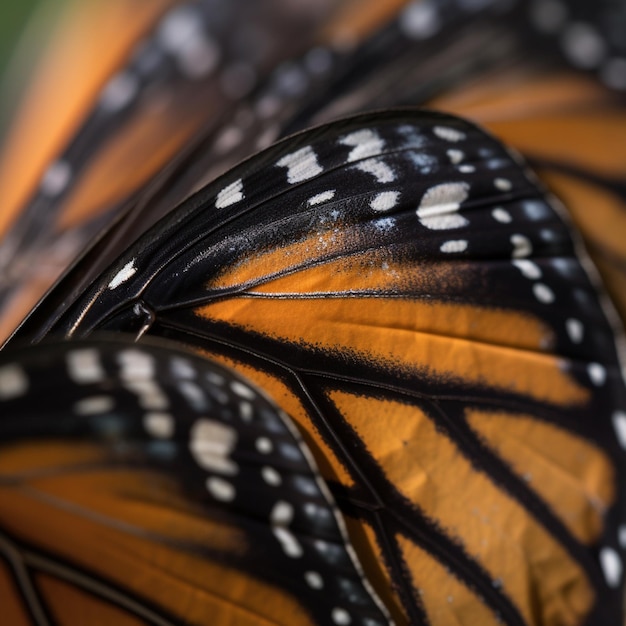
[327,390,594,626]
[37,574,146,626]
[0,449,315,626]
[466,409,615,544]
[196,295,588,407]
[397,534,501,626]
[0,558,30,626]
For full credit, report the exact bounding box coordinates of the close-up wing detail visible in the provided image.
[0,1,625,625]
[9,108,625,625]
[0,337,391,625]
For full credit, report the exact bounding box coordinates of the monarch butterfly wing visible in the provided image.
[0,0,351,342]
[18,109,626,625]
[0,337,390,626]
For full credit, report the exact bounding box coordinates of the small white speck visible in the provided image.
[108,261,137,289]
[587,362,606,386]
[494,178,512,191]
[433,126,466,142]
[562,22,607,69]
[308,190,336,206]
[513,259,542,280]
[117,349,154,380]
[447,149,464,164]
[305,570,324,589]
[41,160,72,197]
[565,318,584,344]
[619,525,626,548]
[331,607,352,625]
[492,207,512,223]
[600,547,622,588]
[417,182,470,230]
[533,283,555,304]
[262,466,282,486]
[270,501,302,558]
[612,411,626,449]
[190,419,238,474]
[256,437,273,454]
[99,72,139,112]
[276,146,323,183]
[370,191,399,212]
[214,125,243,153]
[511,234,532,258]
[206,476,236,502]
[144,412,175,439]
[230,380,255,400]
[440,240,468,253]
[74,395,115,416]
[354,157,395,183]
[170,358,196,380]
[66,349,105,384]
[0,364,28,399]
[340,128,385,162]
[216,179,244,209]
[459,164,475,173]
[400,0,440,39]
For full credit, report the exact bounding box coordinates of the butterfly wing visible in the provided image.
[0,336,390,625]
[12,108,625,625]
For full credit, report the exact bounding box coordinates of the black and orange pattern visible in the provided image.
[0,1,625,625]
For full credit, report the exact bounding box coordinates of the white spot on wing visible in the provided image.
[339,128,385,162]
[206,476,236,501]
[492,207,512,223]
[440,240,467,253]
[118,349,155,380]
[0,364,28,399]
[511,234,532,258]
[447,149,464,164]
[305,570,324,589]
[587,363,606,386]
[513,259,542,280]
[433,126,466,142]
[562,22,606,68]
[417,182,470,230]
[108,261,137,289]
[612,411,626,449]
[262,466,282,486]
[276,146,323,183]
[74,395,115,415]
[494,178,512,191]
[144,412,175,438]
[565,318,584,344]
[370,191,399,212]
[99,72,139,112]
[256,437,273,454]
[533,283,555,304]
[216,179,244,209]
[600,547,622,588]
[271,501,303,558]
[332,608,352,624]
[400,0,440,39]
[190,419,238,474]
[354,158,395,183]
[66,349,105,384]
[308,190,335,206]
[41,160,72,197]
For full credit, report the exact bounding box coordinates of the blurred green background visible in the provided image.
[0,0,43,81]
